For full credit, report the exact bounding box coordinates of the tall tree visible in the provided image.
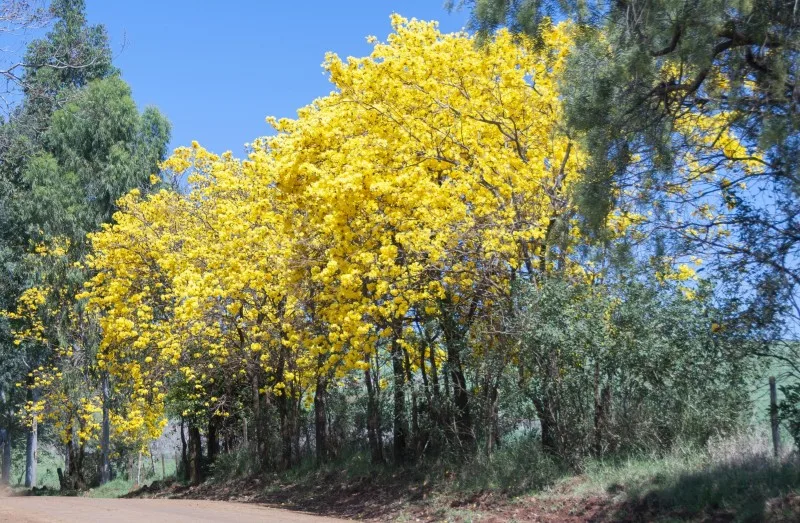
[0,0,169,488]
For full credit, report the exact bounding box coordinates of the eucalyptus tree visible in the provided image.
[0,0,169,487]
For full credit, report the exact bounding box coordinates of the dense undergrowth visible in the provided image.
[182,428,800,521]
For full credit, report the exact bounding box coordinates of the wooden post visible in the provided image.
[161,454,165,479]
[770,376,781,458]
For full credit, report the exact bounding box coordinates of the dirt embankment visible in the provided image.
[123,474,800,522]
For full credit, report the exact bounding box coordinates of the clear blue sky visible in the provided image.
[85,1,470,156]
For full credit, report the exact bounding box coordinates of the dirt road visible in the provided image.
[0,497,348,522]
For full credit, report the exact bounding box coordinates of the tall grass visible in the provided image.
[572,429,800,521]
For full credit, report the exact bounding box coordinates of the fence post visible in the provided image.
[770,376,781,458]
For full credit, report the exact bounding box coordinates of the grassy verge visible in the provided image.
[46,429,798,521]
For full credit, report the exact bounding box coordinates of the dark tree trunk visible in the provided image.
[535,350,562,455]
[180,417,188,481]
[100,373,111,485]
[440,310,474,453]
[314,376,328,464]
[485,378,500,455]
[533,396,557,454]
[252,372,261,452]
[0,428,10,486]
[0,389,11,486]
[188,425,202,485]
[275,344,294,470]
[292,391,301,465]
[364,367,383,464]
[448,347,473,451]
[277,391,292,470]
[391,335,408,464]
[207,417,220,464]
[65,432,86,490]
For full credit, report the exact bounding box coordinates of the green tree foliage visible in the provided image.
[460,0,800,446]
[0,0,170,488]
[21,77,170,243]
[22,0,116,123]
[459,0,799,283]
[513,274,752,464]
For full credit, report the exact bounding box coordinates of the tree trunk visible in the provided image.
[275,344,293,470]
[66,431,87,490]
[0,388,11,486]
[533,396,557,454]
[404,348,419,458]
[64,441,70,484]
[252,373,262,460]
[127,455,134,482]
[535,350,562,455]
[292,391,301,465]
[314,376,328,464]
[364,367,383,464]
[207,417,219,464]
[180,417,188,481]
[188,425,202,485]
[100,373,111,484]
[391,335,408,464]
[448,347,472,452]
[24,409,37,488]
[485,379,500,456]
[440,313,473,453]
[57,467,65,490]
[0,428,10,486]
[277,391,292,470]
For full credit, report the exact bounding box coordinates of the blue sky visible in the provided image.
[85,1,470,156]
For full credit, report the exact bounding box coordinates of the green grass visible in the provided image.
[574,448,706,497]
[84,455,180,498]
[565,431,800,522]
[7,445,180,496]
[449,435,565,495]
[83,477,136,498]
[9,444,63,490]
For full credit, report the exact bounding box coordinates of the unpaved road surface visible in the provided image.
[0,497,348,522]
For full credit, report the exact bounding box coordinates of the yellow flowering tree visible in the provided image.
[78,16,755,474]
